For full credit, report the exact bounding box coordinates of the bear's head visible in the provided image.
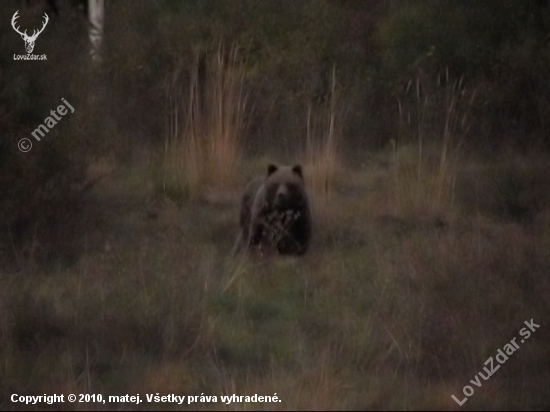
[264,163,308,211]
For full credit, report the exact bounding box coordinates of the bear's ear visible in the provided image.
[267,164,278,176]
[292,165,303,179]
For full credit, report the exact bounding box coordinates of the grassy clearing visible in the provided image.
[1,146,549,410]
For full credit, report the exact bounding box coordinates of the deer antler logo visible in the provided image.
[12,10,49,54]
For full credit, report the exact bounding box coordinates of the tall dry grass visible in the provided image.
[164,43,248,198]
[304,66,344,209]
[393,69,476,217]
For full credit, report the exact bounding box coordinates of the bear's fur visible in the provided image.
[233,164,312,256]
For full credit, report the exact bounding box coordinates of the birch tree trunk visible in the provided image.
[88,0,104,63]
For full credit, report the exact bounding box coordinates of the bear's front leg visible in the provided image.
[248,220,265,247]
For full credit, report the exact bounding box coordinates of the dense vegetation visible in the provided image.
[1,1,549,410]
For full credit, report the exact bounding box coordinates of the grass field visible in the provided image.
[1,145,549,410]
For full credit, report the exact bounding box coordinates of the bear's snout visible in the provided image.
[274,184,290,208]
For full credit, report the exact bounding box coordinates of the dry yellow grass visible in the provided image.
[393,72,475,219]
[304,66,343,202]
[164,42,248,198]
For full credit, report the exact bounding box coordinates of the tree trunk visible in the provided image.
[88,0,104,63]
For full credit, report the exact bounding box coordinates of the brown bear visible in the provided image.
[233,164,312,256]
